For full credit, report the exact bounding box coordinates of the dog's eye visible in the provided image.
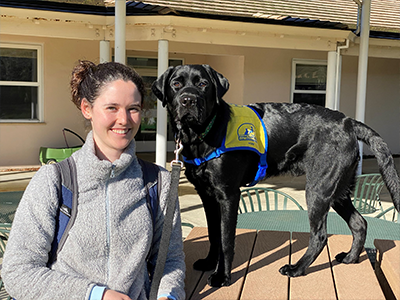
[198,81,208,88]
[172,81,182,88]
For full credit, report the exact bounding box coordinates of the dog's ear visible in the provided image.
[202,64,230,101]
[151,66,175,107]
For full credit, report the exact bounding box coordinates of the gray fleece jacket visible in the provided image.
[2,131,185,300]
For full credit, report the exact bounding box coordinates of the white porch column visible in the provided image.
[114,0,126,64]
[355,0,371,174]
[155,40,169,167]
[99,40,110,63]
[326,51,338,110]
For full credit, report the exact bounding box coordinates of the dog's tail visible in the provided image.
[353,119,400,212]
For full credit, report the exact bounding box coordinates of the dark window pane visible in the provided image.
[0,86,38,119]
[128,57,158,69]
[137,76,157,141]
[125,57,182,142]
[295,64,326,91]
[0,48,37,82]
[135,76,173,142]
[293,93,325,107]
[126,57,182,70]
[169,59,182,67]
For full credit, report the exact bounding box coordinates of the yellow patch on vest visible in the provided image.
[224,104,267,156]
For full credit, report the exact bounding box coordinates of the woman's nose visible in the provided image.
[117,109,130,124]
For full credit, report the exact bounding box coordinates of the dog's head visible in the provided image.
[152,64,229,132]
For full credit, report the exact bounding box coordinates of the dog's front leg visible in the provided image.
[207,197,239,287]
[193,195,221,272]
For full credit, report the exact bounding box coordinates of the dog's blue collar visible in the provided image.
[182,105,268,187]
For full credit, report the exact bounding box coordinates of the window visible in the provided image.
[291,59,327,107]
[0,44,43,122]
[126,55,183,151]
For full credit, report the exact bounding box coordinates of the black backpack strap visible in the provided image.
[49,156,78,265]
[138,158,161,226]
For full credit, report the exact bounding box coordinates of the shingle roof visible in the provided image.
[2,0,399,36]
[126,0,400,34]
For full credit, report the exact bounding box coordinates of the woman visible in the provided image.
[2,61,185,300]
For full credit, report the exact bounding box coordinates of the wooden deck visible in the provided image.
[184,227,386,300]
[374,239,400,300]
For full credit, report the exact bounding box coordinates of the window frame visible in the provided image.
[290,59,327,105]
[0,43,44,123]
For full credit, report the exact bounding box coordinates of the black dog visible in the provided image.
[152,64,400,287]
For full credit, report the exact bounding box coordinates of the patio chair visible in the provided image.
[374,206,399,223]
[238,187,304,214]
[352,173,385,215]
[182,222,194,229]
[0,224,12,300]
[181,222,195,241]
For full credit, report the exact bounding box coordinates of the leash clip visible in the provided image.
[171,139,184,168]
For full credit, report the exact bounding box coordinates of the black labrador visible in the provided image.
[152,64,400,287]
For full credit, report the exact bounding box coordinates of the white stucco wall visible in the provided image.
[1,35,399,167]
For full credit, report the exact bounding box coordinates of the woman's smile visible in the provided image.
[111,128,131,135]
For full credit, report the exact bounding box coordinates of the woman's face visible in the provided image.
[81,79,142,162]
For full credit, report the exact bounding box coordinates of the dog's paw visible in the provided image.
[193,258,218,271]
[335,252,359,264]
[279,264,305,277]
[207,272,231,287]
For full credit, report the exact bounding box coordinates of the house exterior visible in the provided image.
[0,0,399,167]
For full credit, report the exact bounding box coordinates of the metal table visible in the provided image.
[0,191,23,223]
[237,210,400,248]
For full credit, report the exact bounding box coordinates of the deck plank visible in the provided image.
[328,234,385,300]
[188,229,256,300]
[374,239,400,300]
[289,232,336,300]
[183,227,210,299]
[240,231,290,300]
[184,229,390,300]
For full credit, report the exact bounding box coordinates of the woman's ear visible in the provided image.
[81,99,92,120]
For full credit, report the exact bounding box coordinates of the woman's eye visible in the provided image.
[130,107,141,113]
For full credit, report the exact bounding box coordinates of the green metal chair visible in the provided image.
[352,173,385,215]
[181,222,195,241]
[181,222,194,229]
[0,224,12,300]
[374,206,399,223]
[238,187,304,214]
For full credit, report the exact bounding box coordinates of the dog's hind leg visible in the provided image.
[279,188,331,277]
[331,196,367,264]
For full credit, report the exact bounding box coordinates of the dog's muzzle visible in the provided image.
[179,93,197,107]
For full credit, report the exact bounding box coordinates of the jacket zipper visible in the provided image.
[105,165,116,281]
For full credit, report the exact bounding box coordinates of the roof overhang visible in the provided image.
[1,2,400,58]
[0,6,349,52]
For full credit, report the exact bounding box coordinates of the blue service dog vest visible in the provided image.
[183,104,268,186]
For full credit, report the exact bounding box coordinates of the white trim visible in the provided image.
[114,0,126,64]
[0,42,44,123]
[290,58,327,103]
[355,0,372,175]
[156,40,169,168]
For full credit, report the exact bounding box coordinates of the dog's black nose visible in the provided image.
[180,94,197,107]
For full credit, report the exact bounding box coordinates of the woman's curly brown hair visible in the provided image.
[70,60,145,109]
